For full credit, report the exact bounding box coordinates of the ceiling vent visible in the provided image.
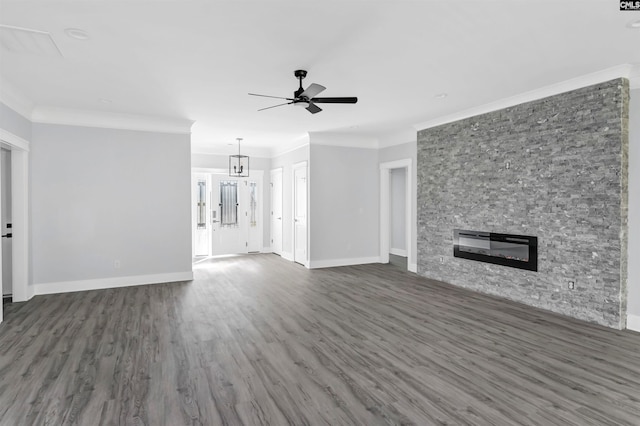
[0,24,62,57]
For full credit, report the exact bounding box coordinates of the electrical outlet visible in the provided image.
[440,257,444,263]
[114,260,121,269]
[568,280,575,290]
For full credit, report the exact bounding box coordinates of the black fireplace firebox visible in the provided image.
[453,229,538,272]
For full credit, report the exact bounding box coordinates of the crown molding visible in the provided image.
[31,106,194,134]
[414,64,635,131]
[308,131,379,149]
[191,144,272,158]
[630,64,640,90]
[0,79,35,120]
[377,127,417,149]
[270,133,311,157]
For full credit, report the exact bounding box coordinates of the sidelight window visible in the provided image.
[197,180,207,229]
[249,182,257,227]
[220,181,238,227]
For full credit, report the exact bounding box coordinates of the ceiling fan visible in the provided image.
[249,70,358,114]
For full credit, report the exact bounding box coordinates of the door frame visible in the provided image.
[270,167,283,255]
[0,129,30,324]
[380,159,413,271]
[292,161,309,268]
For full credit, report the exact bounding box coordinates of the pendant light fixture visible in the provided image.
[229,137,249,177]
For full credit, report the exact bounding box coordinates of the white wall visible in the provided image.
[309,144,379,266]
[270,144,309,260]
[191,152,271,249]
[627,88,640,331]
[30,124,192,291]
[379,140,417,270]
[390,168,406,254]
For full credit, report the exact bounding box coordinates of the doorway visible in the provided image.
[380,159,412,271]
[293,162,308,266]
[0,129,30,324]
[192,170,263,257]
[270,168,283,255]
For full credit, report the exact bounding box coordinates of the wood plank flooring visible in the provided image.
[1,254,639,425]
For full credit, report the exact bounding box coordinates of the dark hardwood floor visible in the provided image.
[1,254,639,425]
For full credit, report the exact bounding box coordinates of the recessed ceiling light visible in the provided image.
[435,93,448,99]
[627,19,640,29]
[98,98,112,104]
[64,28,90,40]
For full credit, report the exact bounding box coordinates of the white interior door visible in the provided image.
[193,174,211,256]
[211,174,247,255]
[270,168,283,255]
[293,163,307,265]
[1,149,11,298]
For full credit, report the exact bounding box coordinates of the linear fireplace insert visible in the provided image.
[453,229,538,271]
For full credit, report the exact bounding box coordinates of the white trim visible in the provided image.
[414,64,635,131]
[281,251,294,261]
[191,145,272,158]
[31,106,194,134]
[390,248,407,257]
[309,131,379,149]
[0,129,30,152]
[627,314,640,332]
[309,256,381,269]
[32,271,194,296]
[271,141,310,158]
[379,159,413,271]
[0,79,35,120]
[408,263,417,273]
[377,128,417,149]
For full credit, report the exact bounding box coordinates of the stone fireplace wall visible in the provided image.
[417,79,629,329]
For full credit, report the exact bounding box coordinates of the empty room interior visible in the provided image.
[1,1,640,425]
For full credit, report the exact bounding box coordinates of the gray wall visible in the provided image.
[270,145,309,258]
[628,88,640,322]
[0,102,31,142]
[390,168,406,252]
[417,79,629,329]
[31,124,192,284]
[309,144,379,262]
[380,140,417,268]
[191,152,271,249]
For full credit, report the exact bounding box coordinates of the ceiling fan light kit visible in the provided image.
[249,69,358,114]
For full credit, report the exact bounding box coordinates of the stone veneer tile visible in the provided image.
[417,78,629,329]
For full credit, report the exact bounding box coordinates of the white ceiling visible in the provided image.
[0,0,639,154]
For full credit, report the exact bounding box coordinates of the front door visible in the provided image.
[211,175,247,255]
[293,162,307,265]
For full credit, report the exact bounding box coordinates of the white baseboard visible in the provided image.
[32,271,194,296]
[390,248,407,257]
[627,314,640,332]
[408,263,417,273]
[281,251,294,261]
[309,256,381,269]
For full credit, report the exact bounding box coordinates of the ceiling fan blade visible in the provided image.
[258,101,294,111]
[300,83,326,99]
[249,93,294,100]
[306,102,322,114]
[310,97,358,104]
